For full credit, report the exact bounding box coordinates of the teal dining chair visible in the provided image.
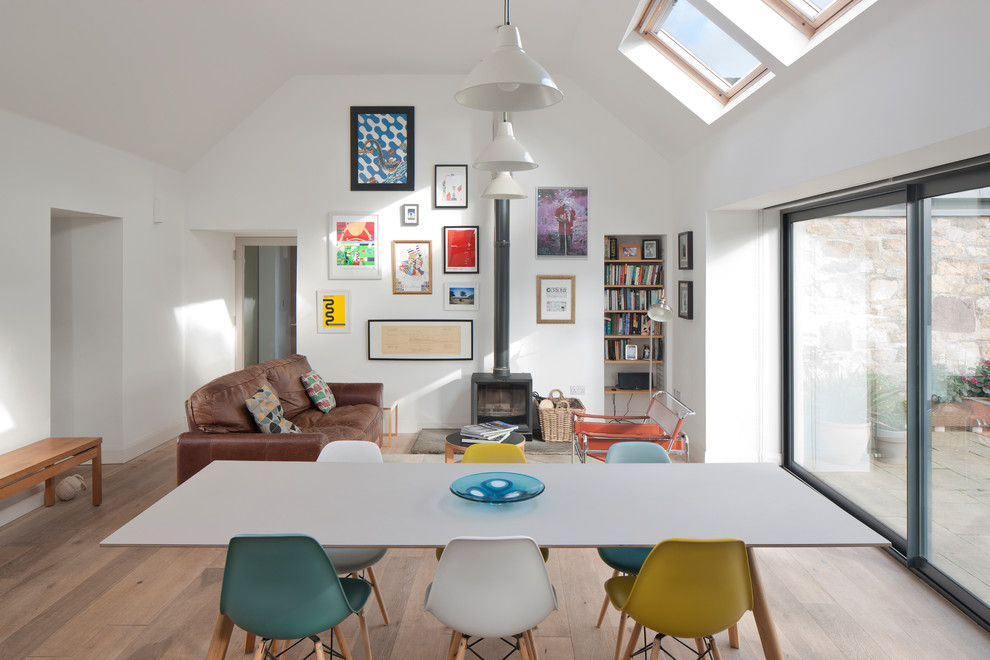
[221,534,373,660]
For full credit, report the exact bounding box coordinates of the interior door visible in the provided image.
[235,237,297,368]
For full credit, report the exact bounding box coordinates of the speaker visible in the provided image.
[617,372,649,390]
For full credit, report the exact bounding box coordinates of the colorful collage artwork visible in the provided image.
[329,215,380,280]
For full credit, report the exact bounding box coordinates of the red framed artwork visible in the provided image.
[442,226,479,274]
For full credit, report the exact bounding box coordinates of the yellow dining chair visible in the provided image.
[605,538,753,660]
[461,442,527,463]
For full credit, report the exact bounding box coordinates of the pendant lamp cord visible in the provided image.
[504,0,510,26]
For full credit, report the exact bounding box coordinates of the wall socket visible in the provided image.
[672,388,681,400]
[570,385,586,396]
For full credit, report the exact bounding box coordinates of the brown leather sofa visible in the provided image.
[176,354,382,484]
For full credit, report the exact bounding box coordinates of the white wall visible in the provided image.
[669,0,990,461]
[0,108,187,526]
[186,74,673,430]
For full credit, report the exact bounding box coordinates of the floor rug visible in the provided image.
[410,428,572,455]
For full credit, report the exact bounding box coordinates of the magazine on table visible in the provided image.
[460,421,519,441]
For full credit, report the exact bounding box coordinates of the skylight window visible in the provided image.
[763,0,862,38]
[636,0,768,104]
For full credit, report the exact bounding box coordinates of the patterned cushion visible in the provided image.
[245,385,302,434]
[300,370,336,413]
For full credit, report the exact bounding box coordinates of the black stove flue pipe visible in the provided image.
[493,198,510,377]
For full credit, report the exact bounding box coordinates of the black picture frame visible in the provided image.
[677,231,693,270]
[367,319,473,360]
[434,164,469,209]
[350,106,415,191]
[678,281,694,320]
[442,225,480,274]
[642,238,660,261]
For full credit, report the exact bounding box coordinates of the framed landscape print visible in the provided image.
[329,214,380,279]
[368,319,473,360]
[435,164,468,208]
[678,280,694,319]
[442,225,479,274]
[316,290,350,334]
[536,274,576,324]
[443,281,480,311]
[391,240,432,294]
[350,106,414,191]
[401,203,419,226]
[678,231,693,270]
[536,187,588,257]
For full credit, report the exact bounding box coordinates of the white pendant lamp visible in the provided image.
[455,1,563,112]
[474,120,537,171]
[482,172,528,199]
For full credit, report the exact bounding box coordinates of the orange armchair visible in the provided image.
[572,391,693,463]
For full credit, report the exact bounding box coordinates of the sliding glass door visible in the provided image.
[784,161,990,627]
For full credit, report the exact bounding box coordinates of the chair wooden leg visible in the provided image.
[728,623,740,649]
[596,569,620,627]
[622,622,642,660]
[453,635,468,660]
[647,633,662,660]
[205,613,234,660]
[518,633,531,660]
[445,632,462,660]
[366,565,391,624]
[711,637,723,660]
[695,638,705,653]
[357,609,373,660]
[333,625,354,660]
[613,610,628,660]
[245,631,257,654]
[251,638,266,660]
[525,629,540,660]
[314,637,327,660]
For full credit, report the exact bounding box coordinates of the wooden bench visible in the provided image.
[0,437,102,507]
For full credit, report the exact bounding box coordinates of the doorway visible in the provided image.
[235,237,297,369]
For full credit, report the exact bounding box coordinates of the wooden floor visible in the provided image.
[1,436,989,659]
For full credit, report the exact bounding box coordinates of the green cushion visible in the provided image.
[300,370,336,412]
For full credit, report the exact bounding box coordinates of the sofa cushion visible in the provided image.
[292,403,381,437]
[187,367,271,433]
[262,354,316,418]
[245,385,302,434]
[300,370,336,412]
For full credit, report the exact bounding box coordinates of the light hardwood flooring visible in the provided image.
[0,435,988,659]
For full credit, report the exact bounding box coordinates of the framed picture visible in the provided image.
[350,106,414,191]
[401,203,419,226]
[536,187,589,257]
[624,344,639,361]
[536,274,576,324]
[678,280,694,319]
[435,164,468,208]
[443,281,480,311]
[678,231,693,270]
[316,290,350,334]
[391,240,432,294]
[368,319,473,360]
[443,225,479,273]
[619,243,639,260]
[329,214,381,279]
[642,238,660,260]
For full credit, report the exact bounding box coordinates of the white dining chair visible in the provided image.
[425,536,558,660]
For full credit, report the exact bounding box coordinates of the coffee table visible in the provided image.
[444,431,526,463]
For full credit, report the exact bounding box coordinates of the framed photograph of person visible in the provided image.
[619,243,639,260]
[435,164,468,209]
[391,240,432,294]
[624,344,639,360]
[350,106,414,191]
[678,280,694,319]
[443,281,480,311]
[678,231,693,270]
[536,187,588,257]
[401,203,419,226]
[442,225,479,273]
[642,238,660,261]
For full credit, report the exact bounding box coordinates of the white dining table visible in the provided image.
[102,460,888,660]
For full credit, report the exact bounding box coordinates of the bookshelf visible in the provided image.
[604,234,665,396]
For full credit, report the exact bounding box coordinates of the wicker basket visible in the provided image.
[538,389,585,442]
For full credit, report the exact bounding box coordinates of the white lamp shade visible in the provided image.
[482,172,528,199]
[455,25,563,112]
[474,121,537,171]
[647,300,675,322]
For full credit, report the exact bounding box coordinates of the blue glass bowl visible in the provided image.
[450,471,545,503]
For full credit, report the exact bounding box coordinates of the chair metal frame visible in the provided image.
[571,391,694,463]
